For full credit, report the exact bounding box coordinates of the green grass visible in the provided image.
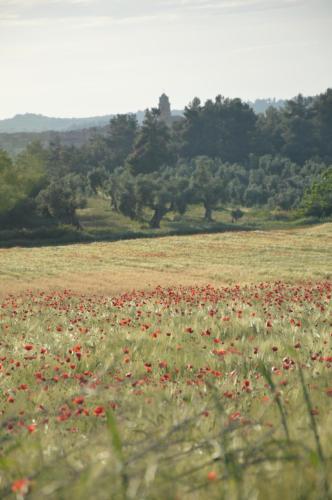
[77,197,327,235]
[0,196,327,248]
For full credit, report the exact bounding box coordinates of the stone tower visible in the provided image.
[158,93,172,127]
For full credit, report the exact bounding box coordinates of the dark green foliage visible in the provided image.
[191,157,226,221]
[312,88,332,161]
[128,109,174,174]
[106,166,194,228]
[0,149,16,214]
[46,138,88,178]
[114,170,138,220]
[243,156,327,209]
[107,114,138,168]
[84,115,138,174]
[231,209,244,223]
[137,173,174,228]
[0,148,13,172]
[1,89,332,235]
[0,144,46,218]
[255,89,332,164]
[168,166,193,216]
[88,167,109,194]
[181,95,257,162]
[140,169,191,228]
[254,107,285,156]
[280,94,317,164]
[36,174,87,229]
[302,168,332,217]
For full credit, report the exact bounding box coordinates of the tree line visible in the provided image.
[1,89,332,231]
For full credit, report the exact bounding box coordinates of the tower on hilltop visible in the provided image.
[158,93,172,127]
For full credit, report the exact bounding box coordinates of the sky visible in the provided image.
[0,0,331,119]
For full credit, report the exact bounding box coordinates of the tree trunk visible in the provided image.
[70,211,83,230]
[204,204,213,222]
[111,198,119,212]
[149,206,167,229]
[110,190,119,212]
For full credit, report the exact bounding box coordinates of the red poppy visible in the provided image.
[73,396,85,405]
[11,478,30,494]
[93,406,105,416]
[207,471,217,481]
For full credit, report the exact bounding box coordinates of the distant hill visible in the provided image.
[0,113,115,134]
[0,100,285,155]
[0,100,285,135]
[0,127,109,156]
[0,110,185,135]
[0,111,184,156]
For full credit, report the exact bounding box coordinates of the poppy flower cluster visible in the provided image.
[0,281,331,498]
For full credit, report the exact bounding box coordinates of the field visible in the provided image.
[1,223,332,298]
[0,224,331,499]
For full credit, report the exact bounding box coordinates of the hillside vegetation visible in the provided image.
[1,90,331,245]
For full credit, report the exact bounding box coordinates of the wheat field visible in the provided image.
[1,224,331,298]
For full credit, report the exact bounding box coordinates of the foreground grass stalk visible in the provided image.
[259,363,290,443]
[298,367,331,500]
[206,382,244,500]
[106,411,128,499]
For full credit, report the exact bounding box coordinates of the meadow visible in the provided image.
[1,222,331,298]
[0,224,331,499]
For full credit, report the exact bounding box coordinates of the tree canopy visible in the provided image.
[1,89,332,233]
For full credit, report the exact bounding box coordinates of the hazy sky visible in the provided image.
[0,0,331,119]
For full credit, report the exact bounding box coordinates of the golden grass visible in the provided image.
[0,223,331,298]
